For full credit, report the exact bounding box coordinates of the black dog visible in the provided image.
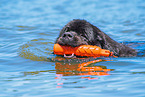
[56,19,137,57]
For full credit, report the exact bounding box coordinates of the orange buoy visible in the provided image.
[53,43,114,57]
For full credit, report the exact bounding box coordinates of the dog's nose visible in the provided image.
[62,32,74,39]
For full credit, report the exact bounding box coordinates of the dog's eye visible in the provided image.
[84,38,87,41]
[65,27,70,32]
[80,34,85,37]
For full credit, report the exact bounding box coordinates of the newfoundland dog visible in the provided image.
[55,19,137,57]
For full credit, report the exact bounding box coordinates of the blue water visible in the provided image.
[1,0,145,97]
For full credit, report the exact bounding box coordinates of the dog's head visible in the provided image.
[56,19,97,47]
[55,19,137,57]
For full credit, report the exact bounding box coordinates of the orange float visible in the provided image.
[53,44,115,57]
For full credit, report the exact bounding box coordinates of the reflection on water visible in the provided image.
[24,59,112,76]
[55,59,113,88]
[55,59,112,76]
[23,59,114,88]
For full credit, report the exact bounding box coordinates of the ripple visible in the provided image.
[18,38,54,61]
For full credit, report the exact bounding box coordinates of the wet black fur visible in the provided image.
[56,19,137,57]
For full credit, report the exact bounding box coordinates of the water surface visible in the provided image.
[1,0,145,97]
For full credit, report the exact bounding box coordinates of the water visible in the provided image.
[1,0,145,97]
